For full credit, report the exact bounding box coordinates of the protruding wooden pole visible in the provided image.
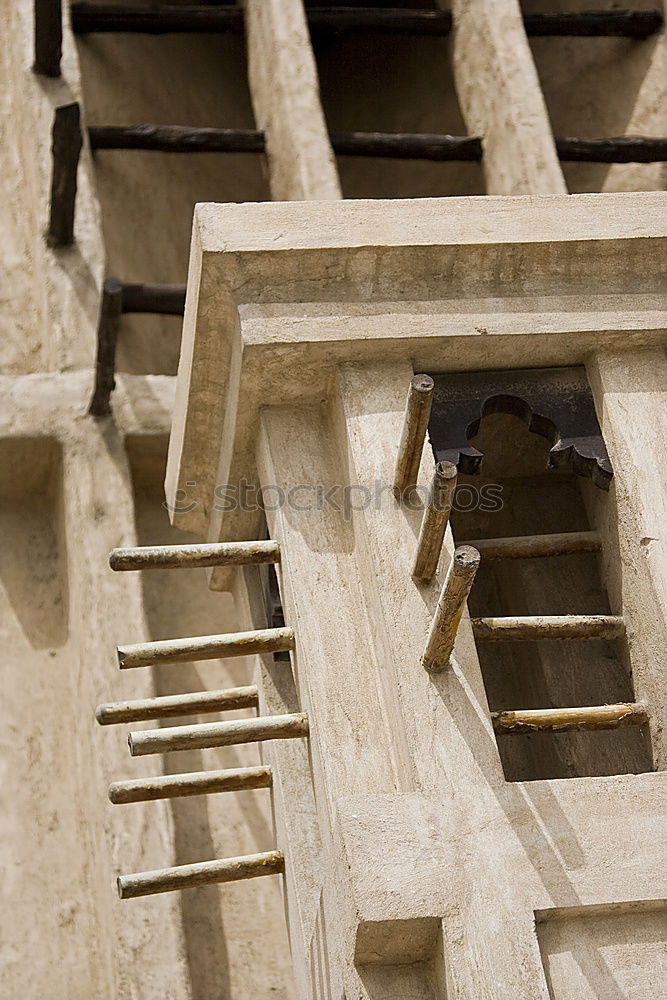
[47,104,83,247]
[109,765,272,804]
[34,0,62,76]
[117,626,295,668]
[109,540,280,571]
[460,530,601,560]
[492,702,648,734]
[412,461,457,581]
[472,615,625,642]
[422,545,480,671]
[88,278,122,417]
[118,850,285,899]
[96,685,259,725]
[128,712,309,756]
[394,374,434,500]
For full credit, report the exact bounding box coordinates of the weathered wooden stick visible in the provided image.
[556,136,667,163]
[71,5,663,41]
[89,124,265,153]
[422,546,480,671]
[472,615,626,642]
[88,278,122,417]
[47,104,83,248]
[330,131,482,161]
[460,530,601,561]
[412,462,458,582]
[108,765,272,804]
[120,282,186,315]
[128,712,309,756]
[96,685,259,725]
[109,540,280,571]
[118,850,285,899]
[34,0,62,76]
[492,702,648,734]
[87,125,667,164]
[394,375,434,499]
[72,2,244,34]
[118,626,295,669]
[523,11,662,38]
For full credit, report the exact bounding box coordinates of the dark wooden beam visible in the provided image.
[88,124,265,153]
[34,0,62,76]
[71,2,244,34]
[557,135,667,163]
[121,282,186,315]
[47,104,83,248]
[522,10,662,38]
[89,279,122,418]
[71,4,662,40]
[330,131,482,160]
[88,123,667,163]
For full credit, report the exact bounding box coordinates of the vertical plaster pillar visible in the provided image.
[61,420,193,998]
[243,0,342,200]
[587,348,667,767]
[445,0,567,194]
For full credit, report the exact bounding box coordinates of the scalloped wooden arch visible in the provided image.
[428,366,613,490]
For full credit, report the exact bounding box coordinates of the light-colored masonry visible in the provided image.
[1,1,666,999]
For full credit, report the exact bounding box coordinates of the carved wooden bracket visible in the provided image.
[428,367,613,490]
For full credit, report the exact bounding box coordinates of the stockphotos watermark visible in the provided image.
[166,478,503,519]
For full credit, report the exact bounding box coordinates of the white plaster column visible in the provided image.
[446,0,567,194]
[243,0,342,200]
[587,348,667,767]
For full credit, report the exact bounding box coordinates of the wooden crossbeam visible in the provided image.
[492,702,648,734]
[118,850,285,898]
[460,530,601,561]
[71,4,663,40]
[47,105,83,248]
[34,0,62,76]
[108,765,272,803]
[109,540,280,571]
[119,282,186,315]
[96,685,259,725]
[117,626,295,668]
[472,615,626,641]
[88,125,667,163]
[128,712,310,756]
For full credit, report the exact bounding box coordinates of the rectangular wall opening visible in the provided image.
[444,406,653,781]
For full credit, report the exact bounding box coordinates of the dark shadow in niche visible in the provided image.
[0,437,69,649]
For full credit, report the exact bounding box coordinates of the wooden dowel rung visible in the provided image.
[96,685,259,725]
[412,461,457,581]
[472,615,625,642]
[118,850,285,899]
[87,125,667,164]
[89,124,265,153]
[422,545,480,671]
[109,540,280,571]
[108,765,272,803]
[394,374,434,499]
[128,712,309,756]
[71,5,663,40]
[34,0,62,76]
[492,702,648,734]
[460,530,601,560]
[120,282,186,315]
[556,136,667,163]
[47,104,83,248]
[117,626,295,669]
